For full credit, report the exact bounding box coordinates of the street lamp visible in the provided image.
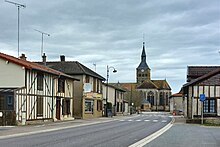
[105,65,117,117]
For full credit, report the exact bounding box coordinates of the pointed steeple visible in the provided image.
[137,41,149,69]
[141,42,146,62]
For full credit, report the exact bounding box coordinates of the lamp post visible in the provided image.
[105,65,117,117]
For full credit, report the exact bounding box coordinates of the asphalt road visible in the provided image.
[0,112,172,147]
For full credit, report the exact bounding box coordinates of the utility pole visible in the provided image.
[34,29,50,57]
[5,0,26,57]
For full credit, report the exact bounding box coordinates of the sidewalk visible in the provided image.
[144,116,220,147]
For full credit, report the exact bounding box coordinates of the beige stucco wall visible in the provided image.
[0,58,25,88]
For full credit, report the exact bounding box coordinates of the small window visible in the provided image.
[37,73,44,91]
[58,77,65,93]
[85,100,94,113]
[85,75,90,83]
[93,78,96,92]
[7,96,13,105]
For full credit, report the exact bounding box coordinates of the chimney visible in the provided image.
[20,54,26,60]
[60,55,65,62]
[42,53,47,66]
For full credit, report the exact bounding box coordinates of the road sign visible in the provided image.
[200,94,206,102]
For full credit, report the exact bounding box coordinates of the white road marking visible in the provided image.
[136,120,141,122]
[153,120,158,122]
[162,120,167,123]
[119,120,125,121]
[128,120,133,122]
[144,120,150,122]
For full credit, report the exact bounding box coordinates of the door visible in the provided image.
[56,97,61,120]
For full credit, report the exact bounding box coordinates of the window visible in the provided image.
[37,73,44,91]
[147,91,154,105]
[97,80,100,93]
[58,77,65,93]
[85,100,93,113]
[37,96,43,117]
[62,99,70,115]
[97,100,102,111]
[93,78,96,92]
[85,75,90,83]
[159,92,164,105]
[203,99,216,113]
[120,103,123,112]
[7,96,13,105]
[165,93,169,105]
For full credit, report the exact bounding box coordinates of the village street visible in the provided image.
[0,112,171,147]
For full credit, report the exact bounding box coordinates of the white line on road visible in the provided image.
[144,120,150,122]
[129,118,174,147]
[162,120,167,123]
[128,120,133,122]
[153,120,158,122]
[136,120,141,122]
[119,120,125,121]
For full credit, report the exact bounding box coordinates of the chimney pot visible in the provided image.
[60,55,65,62]
[42,53,47,66]
[20,54,26,60]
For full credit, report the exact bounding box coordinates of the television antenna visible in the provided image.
[34,29,50,57]
[5,0,26,57]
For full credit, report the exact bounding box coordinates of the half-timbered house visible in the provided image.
[183,66,220,119]
[0,53,79,125]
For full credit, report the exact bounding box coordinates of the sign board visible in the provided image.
[83,83,92,93]
[200,94,206,102]
[0,112,2,117]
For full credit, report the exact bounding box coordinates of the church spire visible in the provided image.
[141,42,146,62]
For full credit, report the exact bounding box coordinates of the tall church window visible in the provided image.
[147,91,154,106]
[159,92,164,105]
[165,93,169,105]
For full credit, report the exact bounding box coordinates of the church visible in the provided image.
[117,42,172,111]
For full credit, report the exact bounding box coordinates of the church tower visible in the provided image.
[136,42,151,83]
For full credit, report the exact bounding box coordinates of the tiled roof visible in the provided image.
[0,52,79,80]
[183,68,220,87]
[170,93,183,97]
[37,61,105,81]
[116,83,137,91]
[137,80,158,89]
[187,66,220,82]
[152,80,171,90]
[107,83,127,92]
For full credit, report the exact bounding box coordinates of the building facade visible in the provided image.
[37,55,105,119]
[183,66,220,119]
[0,53,78,125]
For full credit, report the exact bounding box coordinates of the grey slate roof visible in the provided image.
[37,61,105,81]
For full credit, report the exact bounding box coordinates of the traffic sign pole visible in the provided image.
[201,101,203,124]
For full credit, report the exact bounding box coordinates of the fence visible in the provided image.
[0,110,16,126]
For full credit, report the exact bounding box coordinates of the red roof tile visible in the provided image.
[0,52,79,80]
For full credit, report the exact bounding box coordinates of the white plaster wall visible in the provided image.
[0,58,25,88]
[193,86,198,97]
[218,99,220,116]
[216,86,220,97]
[210,86,215,97]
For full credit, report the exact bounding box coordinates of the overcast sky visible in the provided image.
[0,0,220,93]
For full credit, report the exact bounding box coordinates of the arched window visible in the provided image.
[159,92,164,105]
[147,91,154,105]
[166,93,169,105]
